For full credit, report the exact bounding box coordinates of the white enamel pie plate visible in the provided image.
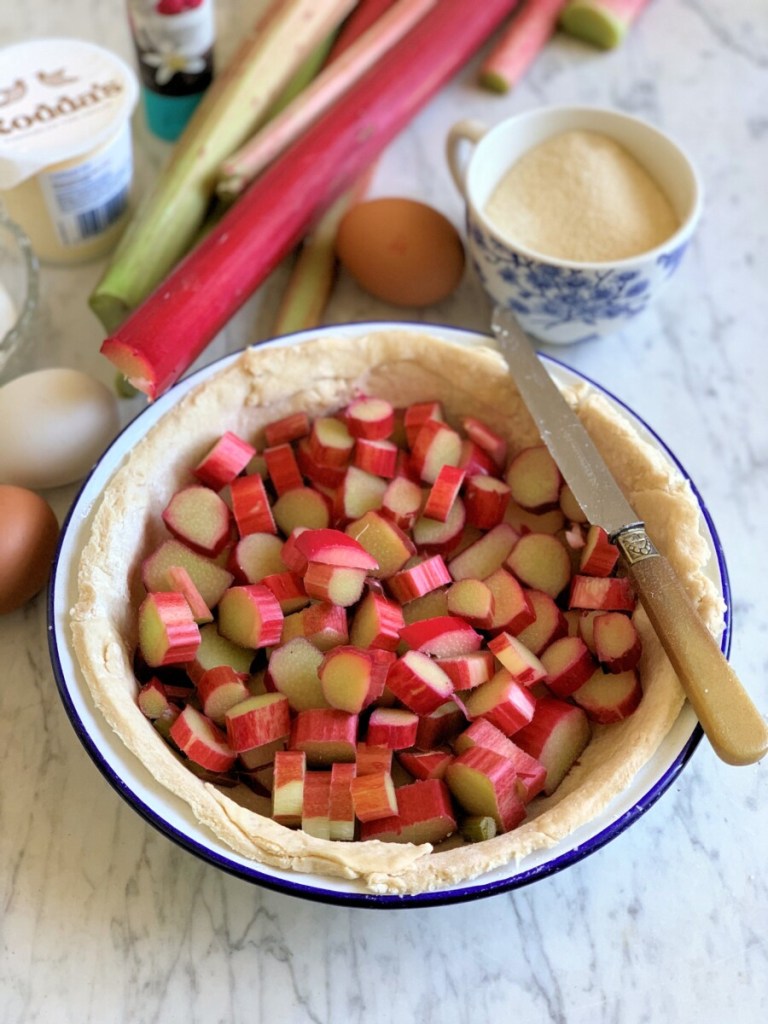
[48,322,730,907]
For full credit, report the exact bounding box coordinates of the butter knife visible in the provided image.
[492,307,768,766]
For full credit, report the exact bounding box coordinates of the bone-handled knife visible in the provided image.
[492,307,768,766]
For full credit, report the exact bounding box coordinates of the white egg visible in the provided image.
[0,368,121,489]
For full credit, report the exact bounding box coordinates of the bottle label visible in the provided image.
[38,123,133,246]
[128,0,215,98]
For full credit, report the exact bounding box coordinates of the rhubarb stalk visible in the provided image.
[89,0,358,331]
[559,0,651,49]
[478,0,566,94]
[217,0,438,200]
[101,0,519,399]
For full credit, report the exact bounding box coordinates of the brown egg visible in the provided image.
[336,198,465,307]
[0,485,60,614]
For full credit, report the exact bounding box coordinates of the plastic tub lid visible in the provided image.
[0,38,139,189]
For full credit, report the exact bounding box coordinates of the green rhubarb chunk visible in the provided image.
[461,815,498,843]
[559,2,628,50]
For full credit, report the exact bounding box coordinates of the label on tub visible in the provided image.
[37,122,133,246]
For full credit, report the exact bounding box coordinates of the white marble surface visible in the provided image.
[1,1,767,1021]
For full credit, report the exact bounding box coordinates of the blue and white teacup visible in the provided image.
[446,106,702,345]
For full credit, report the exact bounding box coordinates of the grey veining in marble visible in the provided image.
[0,1,766,1022]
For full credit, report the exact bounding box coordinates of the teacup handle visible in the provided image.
[446,119,489,197]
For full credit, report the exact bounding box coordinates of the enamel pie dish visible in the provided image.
[48,323,729,907]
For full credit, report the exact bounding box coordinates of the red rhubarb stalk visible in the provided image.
[478,0,566,94]
[101,0,519,399]
[559,0,651,49]
[218,0,438,199]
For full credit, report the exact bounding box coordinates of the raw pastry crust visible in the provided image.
[70,329,724,895]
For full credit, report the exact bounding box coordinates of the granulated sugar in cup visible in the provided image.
[0,38,139,264]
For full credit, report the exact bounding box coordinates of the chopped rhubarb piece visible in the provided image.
[380,475,423,530]
[569,574,637,612]
[593,611,642,672]
[263,442,304,496]
[506,532,572,599]
[333,466,388,521]
[540,635,597,696]
[353,437,398,478]
[260,570,309,614]
[229,532,286,583]
[272,485,331,534]
[346,395,395,440]
[239,736,287,772]
[579,524,620,577]
[301,601,349,650]
[436,650,496,690]
[387,651,454,716]
[462,414,507,465]
[329,762,357,841]
[483,567,535,635]
[356,742,393,776]
[166,565,213,624]
[445,746,526,833]
[264,411,310,447]
[218,584,284,649]
[388,553,452,603]
[412,496,466,554]
[397,749,454,781]
[572,667,643,724]
[516,589,569,654]
[422,464,465,522]
[194,431,256,490]
[266,636,329,712]
[453,718,546,802]
[465,669,537,735]
[504,499,565,536]
[345,509,415,577]
[515,697,591,794]
[319,646,378,713]
[457,438,497,477]
[295,437,347,489]
[170,705,236,773]
[488,632,547,687]
[162,485,232,556]
[272,749,306,827]
[367,707,419,749]
[402,587,450,625]
[197,664,250,723]
[464,474,511,529]
[559,483,588,523]
[138,591,201,667]
[225,693,291,752]
[399,616,482,658]
[290,708,359,765]
[302,562,368,606]
[395,779,457,845]
[414,699,467,750]
[308,415,355,467]
[230,474,276,537]
[410,419,462,483]
[185,622,253,684]
[137,678,172,719]
[460,815,497,842]
[294,527,379,570]
[358,815,402,842]
[447,521,519,581]
[349,589,404,651]
[403,400,443,447]
[505,444,562,512]
[446,578,495,628]
[142,538,234,609]
[350,770,398,822]
[301,771,332,839]
[280,526,310,573]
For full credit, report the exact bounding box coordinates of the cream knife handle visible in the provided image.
[615,527,768,766]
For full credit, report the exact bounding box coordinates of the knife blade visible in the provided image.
[491,306,768,767]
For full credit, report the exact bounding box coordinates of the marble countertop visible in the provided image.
[1,1,766,1021]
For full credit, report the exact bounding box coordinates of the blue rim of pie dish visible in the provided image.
[47,324,730,909]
